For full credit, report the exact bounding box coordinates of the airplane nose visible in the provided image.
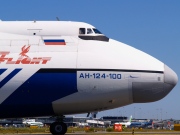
[132,64,178,103]
[164,64,178,87]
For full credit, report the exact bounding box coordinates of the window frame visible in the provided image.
[79,28,86,34]
[87,28,94,34]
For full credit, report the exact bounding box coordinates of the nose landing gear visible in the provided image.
[50,122,67,135]
[50,116,67,135]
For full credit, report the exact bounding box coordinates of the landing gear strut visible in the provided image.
[50,116,67,135]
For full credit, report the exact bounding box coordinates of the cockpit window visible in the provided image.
[79,27,109,42]
[87,28,93,34]
[93,28,102,34]
[79,28,86,34]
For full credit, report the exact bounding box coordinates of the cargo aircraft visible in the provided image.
[0,20,178,135]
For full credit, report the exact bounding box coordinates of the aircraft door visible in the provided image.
[126,74,141,104]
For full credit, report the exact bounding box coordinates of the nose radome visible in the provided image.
[164,65,178,87]
[132,65,178,103]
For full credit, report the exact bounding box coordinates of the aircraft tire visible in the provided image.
[50,122,67,135]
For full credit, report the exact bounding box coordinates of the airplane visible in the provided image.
[129,119,153,128]
[0,20,178,135]
[22,119,44,127]
[27,122,44,127]
[22,119,36,124]
[116,115,132,127]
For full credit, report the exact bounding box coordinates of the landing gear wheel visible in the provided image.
[50,122,67,135]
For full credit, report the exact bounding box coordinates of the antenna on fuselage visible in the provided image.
[56,17,60,21]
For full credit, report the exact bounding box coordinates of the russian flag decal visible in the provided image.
[44,39,66,45]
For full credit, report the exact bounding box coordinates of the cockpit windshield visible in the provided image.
[79,28,102,35]
[93,28,102,34]
[78,28,109,42]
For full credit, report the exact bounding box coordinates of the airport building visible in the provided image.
[100,116,128,125]
[0,116,180,129]
[0,116,125,127]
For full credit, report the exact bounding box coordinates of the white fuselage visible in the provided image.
[0,21,178,118]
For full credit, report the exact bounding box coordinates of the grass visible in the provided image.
[0,127,179,134]
[0,127,50,134]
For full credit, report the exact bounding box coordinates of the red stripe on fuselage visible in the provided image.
[45,42,66,45]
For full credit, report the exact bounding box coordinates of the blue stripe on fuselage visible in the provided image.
[0,69,7,75]
[0,69,77,118]
[0,68,22,88]
[44,40,65,42]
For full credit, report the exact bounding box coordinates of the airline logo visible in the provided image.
[20,45,30,57]
[44,39,66,45]
[0,45,51,64]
